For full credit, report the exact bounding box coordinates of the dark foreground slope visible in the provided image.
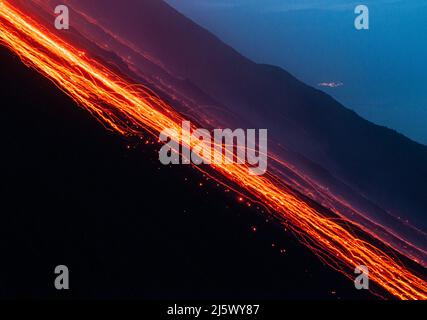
[0,46,381,299]
[63,0,427,229]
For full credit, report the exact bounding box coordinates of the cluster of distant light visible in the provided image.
[0,0,426,299]
[318,81,344,88]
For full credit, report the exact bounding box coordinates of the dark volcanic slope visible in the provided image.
[0,47,381,299]
[64,0,427,229]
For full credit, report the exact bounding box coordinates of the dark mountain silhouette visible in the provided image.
[2,0,425,298]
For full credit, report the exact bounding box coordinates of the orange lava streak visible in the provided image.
[1,0,426,299]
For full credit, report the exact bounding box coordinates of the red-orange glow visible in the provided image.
[0,0,426,299]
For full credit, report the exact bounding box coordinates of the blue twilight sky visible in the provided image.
[165,0,427,145]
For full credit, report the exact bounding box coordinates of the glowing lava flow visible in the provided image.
[1,0,426,299]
